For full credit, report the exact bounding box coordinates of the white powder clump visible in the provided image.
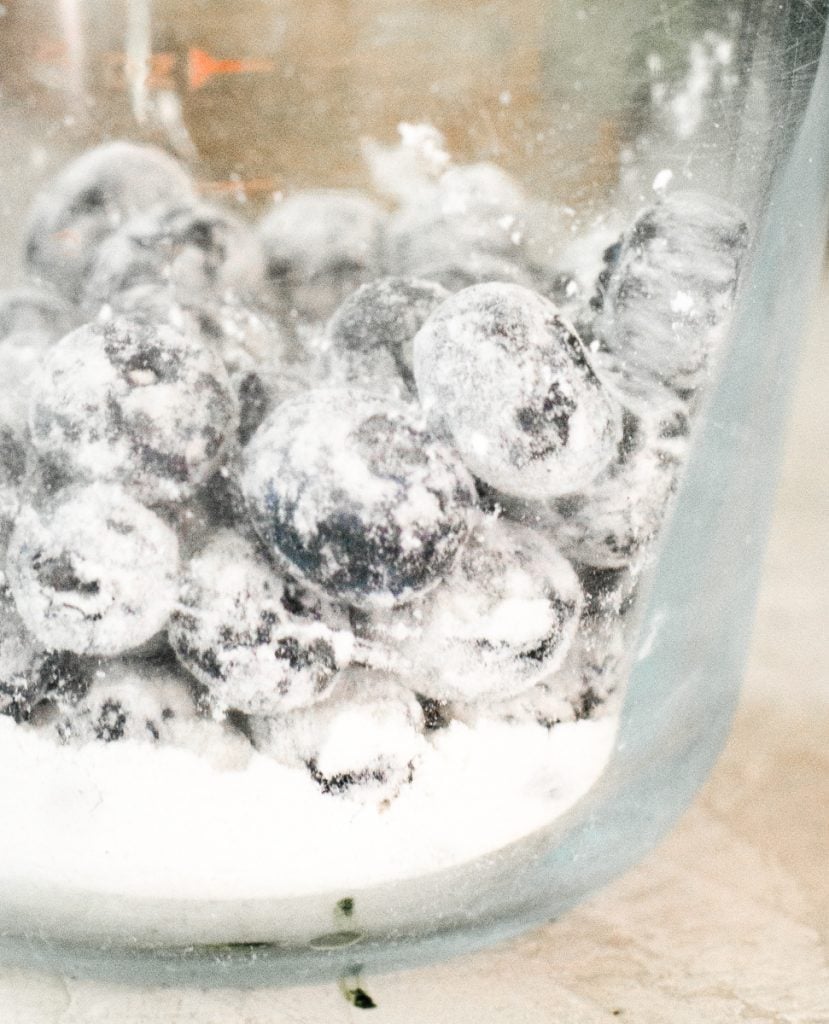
[0,700,616,907]
[362,122,451,205]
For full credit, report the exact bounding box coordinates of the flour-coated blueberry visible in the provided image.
[242,388,478,609]
[7,483,179,656]
[84,200,264,314]
[593,190,748,393]
[169,530,360,717]
[325,276,449,397]
[249,669,426,804]
[510,406,688,570]
[372,516,582,702]
[413,283,623,500]
[29,317,238,504]
[24,142,194,301]
[258,190,386,321]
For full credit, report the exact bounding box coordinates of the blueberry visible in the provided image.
[24,142,195,302]
[454,608,624,731]
[84,201,264,314]
[258,190,386,321]
[413,282,624,500]
[96,290,288,447]
[386,206,537,292]
[51,659,199,746]
[191,298,289,445]
[510,406,688,570]
[325,276,449,397]
[6,483,180,656]
[592,190,748,393]
[29,316,238,504]
[386,162,543,292]
[241,388,478,609]
[169,530,359,717]
[376,516,583,702]
[249,670,426,804]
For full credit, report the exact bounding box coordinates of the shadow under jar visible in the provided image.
[0,0,827,988]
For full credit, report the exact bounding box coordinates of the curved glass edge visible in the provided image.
[1,9,828,992]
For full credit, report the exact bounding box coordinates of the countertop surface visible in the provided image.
[1,277,827,1022]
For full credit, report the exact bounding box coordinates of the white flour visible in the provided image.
[0,710,616,902]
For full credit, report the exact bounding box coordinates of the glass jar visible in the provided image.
[0,0,827,987]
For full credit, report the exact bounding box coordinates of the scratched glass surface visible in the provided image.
[1,0,815,277]
[0,0,826,988]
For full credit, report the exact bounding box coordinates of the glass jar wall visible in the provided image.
[0,0,827,986]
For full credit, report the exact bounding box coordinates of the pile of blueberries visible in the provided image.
[0,141,748,803]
